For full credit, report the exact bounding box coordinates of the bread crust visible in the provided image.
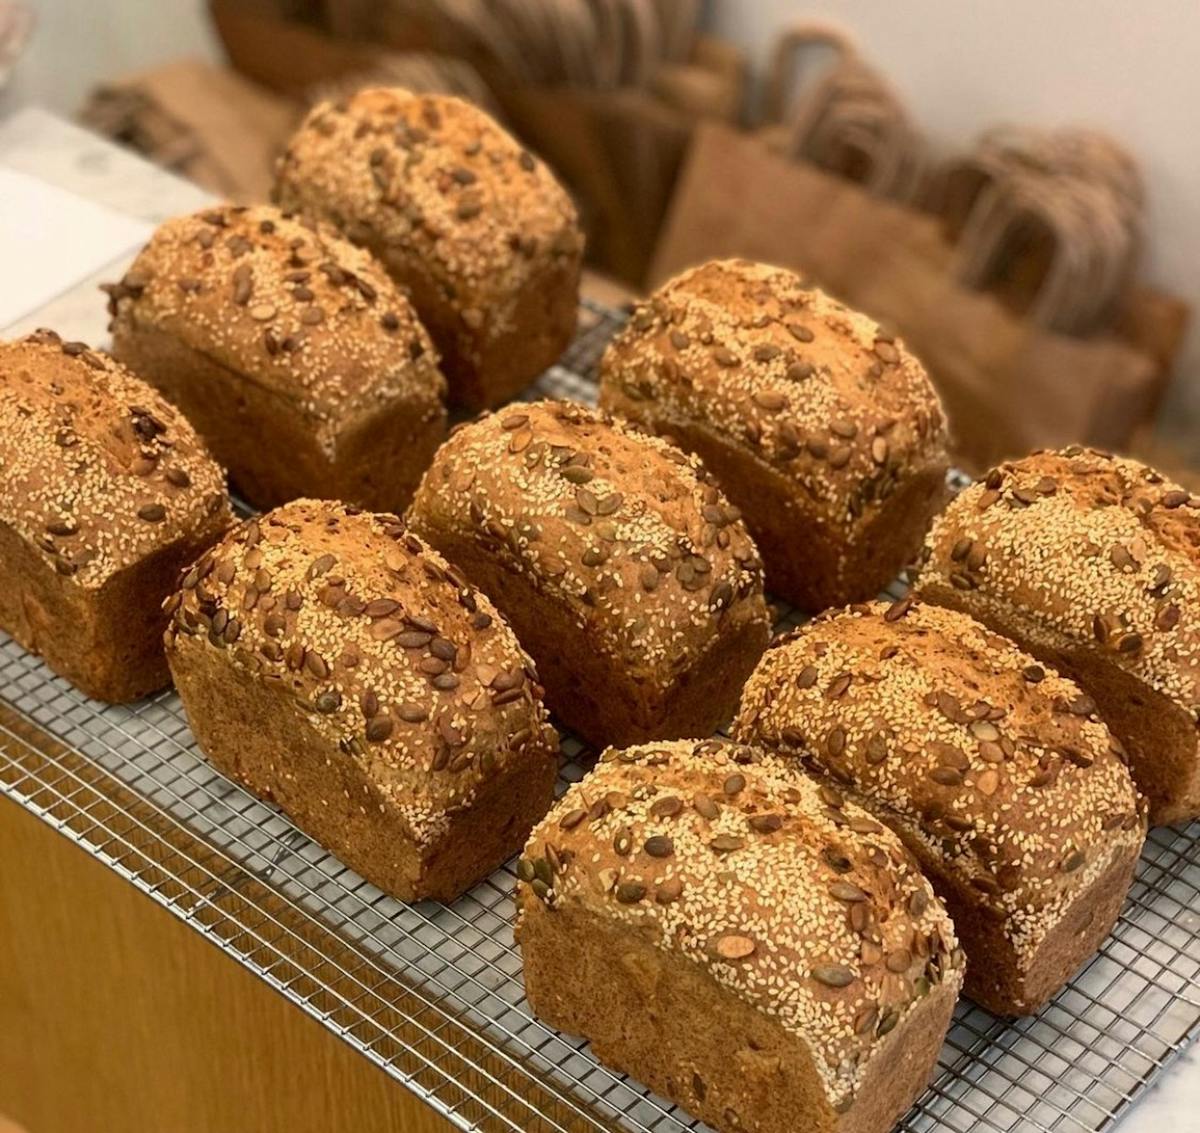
[274,88,584,410]
[599,259,950,609]
[734,600,1146,1014]
[515,739,964,1133]
[165,499,559,902]
[107,203,446,513]
[407,400,772,746]
[915,446,1200,826]
[0,330,231,700]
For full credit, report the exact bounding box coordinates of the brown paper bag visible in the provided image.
[80,58,300,202]
[652,125,1181,472]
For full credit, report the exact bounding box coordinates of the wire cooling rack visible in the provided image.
[2,300,1199,1133]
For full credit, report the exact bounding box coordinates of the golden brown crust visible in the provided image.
[515,739,964,1113]
[407,399,771,744]
[519,897,958,1133]
[165,499,558,860]
[106,202,445,441]
[0,330,230,588]
[734,600,1145,1011]
[273,88,584,408]
[914,446,1200,823]
[598,259,950,607]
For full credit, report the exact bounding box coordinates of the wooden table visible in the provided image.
[1,792,453,1133]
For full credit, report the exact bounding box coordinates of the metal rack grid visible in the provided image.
[2,299,1199,1133]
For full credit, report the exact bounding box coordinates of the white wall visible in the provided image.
[708,0,1200,451]
[2,0,220,117]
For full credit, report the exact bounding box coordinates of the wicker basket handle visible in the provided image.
[760,20,855,126]
[948,127,1142,333]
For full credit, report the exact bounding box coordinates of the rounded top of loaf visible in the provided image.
[106,202,444,439]
[516,738,963,1110]
[166,499,557,842]
[0,329,230,587]
[407,399,770,674]
[599,258,949,525]
[735,599,1145,965]
[273,88,583,311]
[916,445,1200,713]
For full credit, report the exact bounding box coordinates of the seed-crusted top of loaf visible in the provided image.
[0,329,230,588]
[273,89,583,341]
[165,499,557,845]
[105,203,444,441]
[515,739,963,1110]
[735,600,1145,966]
[599,259,949,528]
[915,446,1200,715]
[408,399,770,676]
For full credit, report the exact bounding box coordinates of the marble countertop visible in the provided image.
[0,104,1196,1133]
[0,107,211,342]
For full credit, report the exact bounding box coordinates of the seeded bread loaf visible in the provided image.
[914,446,1200,826]
[599,259,950,610]
[273,88,584,410]
[734,599,1146,1015]
[407,400,771,746]
[516,739,963,1133]
[0,330,231,702]
[106,203,446,513]
[165,499,559,902]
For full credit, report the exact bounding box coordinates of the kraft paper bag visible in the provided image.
[81,59,299,203]
[652,124,1174,473]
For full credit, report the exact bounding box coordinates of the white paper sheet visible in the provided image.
[0,165,152,329]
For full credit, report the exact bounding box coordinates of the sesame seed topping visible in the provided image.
[0,330,230,587]
[916,446,1200,716]
[165,498,557,845]
[597,258,949,548]
[408,399,770,677]
[273,88,583,380]
[106,203,446,439]
[517,738,962,1110]
[735,599,1145,968]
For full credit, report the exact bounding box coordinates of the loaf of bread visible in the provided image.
[599,259,950,610]
[407,400,771,746]
[516,739,963,1133]
[0,330,230,702]
[735,599,1145,1015]
[274,88,584,410]
[915,446,1200,826]
[165,498,559,902]
[106,203,446,513]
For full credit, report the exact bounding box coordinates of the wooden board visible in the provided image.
[0,793,455,1133]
